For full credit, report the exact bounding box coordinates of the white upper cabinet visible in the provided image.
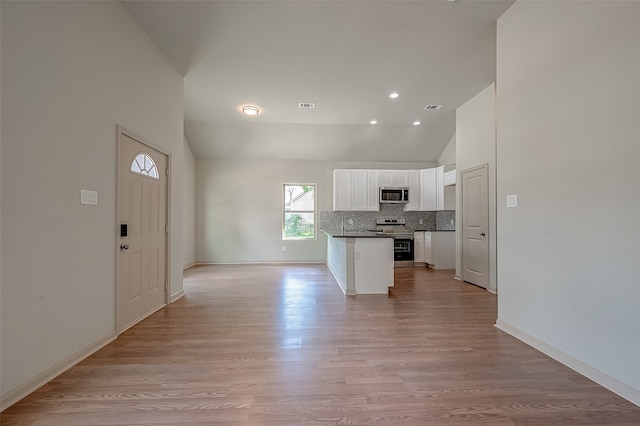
[334,166,449,212]
[435,165,445,210]
[443,169,456,186]
[420,168,437,211]
[333,169,380,211]
[333,169,351,211]
[405,170,421,211]
[367,170,380,211]
[379,171,393,187]
[350,170,369,211]
[420,166,445,211]
[379,170,409,187]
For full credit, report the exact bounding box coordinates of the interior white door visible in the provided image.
[461,164,489,288]
[117,130,168,332]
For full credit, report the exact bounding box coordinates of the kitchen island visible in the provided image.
[322,230,394,295]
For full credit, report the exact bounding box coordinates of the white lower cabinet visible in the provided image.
[354,238,394,294]
[326,236,394,295]
[414,231,425,262]
[417,231,454,269]
[424,232,432,264]
[428,232,455,269]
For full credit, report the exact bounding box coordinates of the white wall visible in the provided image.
[0,4,3,369]
[195,159,434,263]
[438,132,456,167]
[0,2,184,408]
[183,139,196,269]
[455,84,497,291]
[496,1,640,402]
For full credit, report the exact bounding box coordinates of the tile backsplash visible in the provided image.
[319,204,455,233]
[435,210,456,231]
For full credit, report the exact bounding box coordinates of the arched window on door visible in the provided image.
[130,153,159,179]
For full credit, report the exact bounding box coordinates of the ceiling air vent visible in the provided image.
[299,102,316,109]
[424,105,444,110]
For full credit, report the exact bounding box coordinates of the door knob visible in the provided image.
[480,232,486,236]
[120,244,129,250]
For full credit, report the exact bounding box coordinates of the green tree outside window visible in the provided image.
[283,184,315,239]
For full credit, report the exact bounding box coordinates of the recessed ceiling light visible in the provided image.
[242,105,259,116]
[413,121,421,126]
[389,92,399,99]
[370,120,378,125]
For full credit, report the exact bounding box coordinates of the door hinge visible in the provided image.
[166,168,169,176]
[165,282,168,292]
[165,225,169,233]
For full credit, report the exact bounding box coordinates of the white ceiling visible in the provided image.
[123,0,513,162]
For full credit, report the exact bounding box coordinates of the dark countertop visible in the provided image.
[414,229,456,232]
[322,229,455,238]
[321,229,393,238]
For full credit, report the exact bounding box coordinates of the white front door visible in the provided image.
[461,164,489,288]
[117,129,168,332]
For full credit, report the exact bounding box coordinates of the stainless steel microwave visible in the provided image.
[379,187,409,204]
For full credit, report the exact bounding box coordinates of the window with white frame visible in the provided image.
[130,153,159,179]
[283,184,316,240]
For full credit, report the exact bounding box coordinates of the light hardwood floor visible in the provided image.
[2,264,639,425]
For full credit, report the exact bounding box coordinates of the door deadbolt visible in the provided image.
[120,244,129,250]
[480,232,486,236]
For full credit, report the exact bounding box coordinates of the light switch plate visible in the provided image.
[81,190,98,205]
[506,194,517,208]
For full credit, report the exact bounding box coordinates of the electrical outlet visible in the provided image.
[450,219,454,225]
[419,219,423,224]
[348,219,353,226]
[282,245,287,252]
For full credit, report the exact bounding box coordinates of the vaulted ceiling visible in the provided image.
[123,1,513,162]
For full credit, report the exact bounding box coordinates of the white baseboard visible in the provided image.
[0,331,117,411]
[193,261,326,266]
[326,262,347,295]
[170,289,185,303]
[495,319,640,407]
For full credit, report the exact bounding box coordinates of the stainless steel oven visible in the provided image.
[375,219,414,267]
[393,238,414,261]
